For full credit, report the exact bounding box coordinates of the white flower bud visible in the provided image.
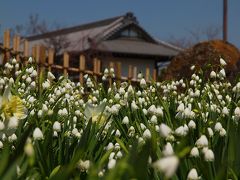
[140,78,147,88]
[143,129,151,139]
[26,77,32,83]
[116,151,123,159]
[234,107,240,118]
[207,128,214,137]
[33,128,43,140]
[187,168,199,180]
[53,121,61,132]
[190,65,195,70]
[0,141,3,148]
[115,129,121,137]
[155,107,163,117]
[214,122,222,132]
[24,142,34,156]
[131,101,138,110]
[62,108,68,116]
[219,128,226,136]
[222,107,229,115]
[219,69,226,78]
[108,159,116,169]
[177,103,185,112]
[204,149,214,161]
[188,120,196,129]
[9,133,17,142]
[47,71,55,80]
[0,121,5,130]
[175,126,186,136]
[162,142,174,156]
[122,116,129,125]
[220,58,227,66]
[210,71,216,78]
[140,123,146,130]
[78,160,90,172]
[109,152,115,160]
[152,156,179,178]
[190,147,199,157]
[8,116,19,129]
[195,135,208,148]
[159,123,172,138]
[38,110,43,118]
[150,115,158,124]
[106,143,114,150]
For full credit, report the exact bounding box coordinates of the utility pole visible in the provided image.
[223,0,228,41]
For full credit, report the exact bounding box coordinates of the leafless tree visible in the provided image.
[167,25,222,49]
[11,14,71,54]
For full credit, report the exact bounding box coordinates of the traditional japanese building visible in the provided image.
[26,12,181,79]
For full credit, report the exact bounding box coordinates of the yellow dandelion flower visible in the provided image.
[84,102,107,125]
[0,85,27,121]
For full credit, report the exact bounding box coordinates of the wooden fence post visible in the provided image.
[24,40,29,58]
[63,52,69,76]
[39,45,46,72]
[128,65,133,82]
[35,45,40,64]
[145,67,150,82]
[93,58,98,80]
[3,29,10,49]
[79,54,86,84]
[116,62,121,83]
[133,66,137,80]
[16,36,20,61]
[3,29,10,63]
[153,68,157,81]
[109,61,114,69]
[97,58,101,74]
[32,45,36,60]
[48,49,54,71]
[13,36,17,52]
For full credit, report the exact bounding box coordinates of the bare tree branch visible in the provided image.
[167,25,222,49]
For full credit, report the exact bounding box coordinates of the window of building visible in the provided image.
[119,27,141,39]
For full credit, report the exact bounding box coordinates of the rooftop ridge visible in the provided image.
[26,15,125,41]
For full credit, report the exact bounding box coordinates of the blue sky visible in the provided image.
[0,0,239,48]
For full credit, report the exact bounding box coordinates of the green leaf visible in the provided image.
[49,165,61,178]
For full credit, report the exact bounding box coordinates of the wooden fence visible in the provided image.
[0,29,157,84]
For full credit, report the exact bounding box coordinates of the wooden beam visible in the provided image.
[39,45,46,65]
[128,65,133,82]
[116,62,121,79]
[79,54,86,83]
[16,36,20,52]
[35,45,40,63]
[4,29,10,49]
[16,36,21,61]
[32,46,36,60]
[153,68,157,81]
[97,58,101,73]
[133,66,137,80]
[3,30,10,62]
[39,45,46,72]
[13,36,17,51]
[93,58,98,80]
[48,49,54,71]
[24,40,29,57]
[145,67,150,81]
[63,52,69,76]
[109,61,114,69]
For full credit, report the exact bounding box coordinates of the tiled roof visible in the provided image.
[27,12,181,56]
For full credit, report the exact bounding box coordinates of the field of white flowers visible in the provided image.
[0,57,240,179]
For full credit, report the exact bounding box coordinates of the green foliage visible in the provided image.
[0,57,240,179]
